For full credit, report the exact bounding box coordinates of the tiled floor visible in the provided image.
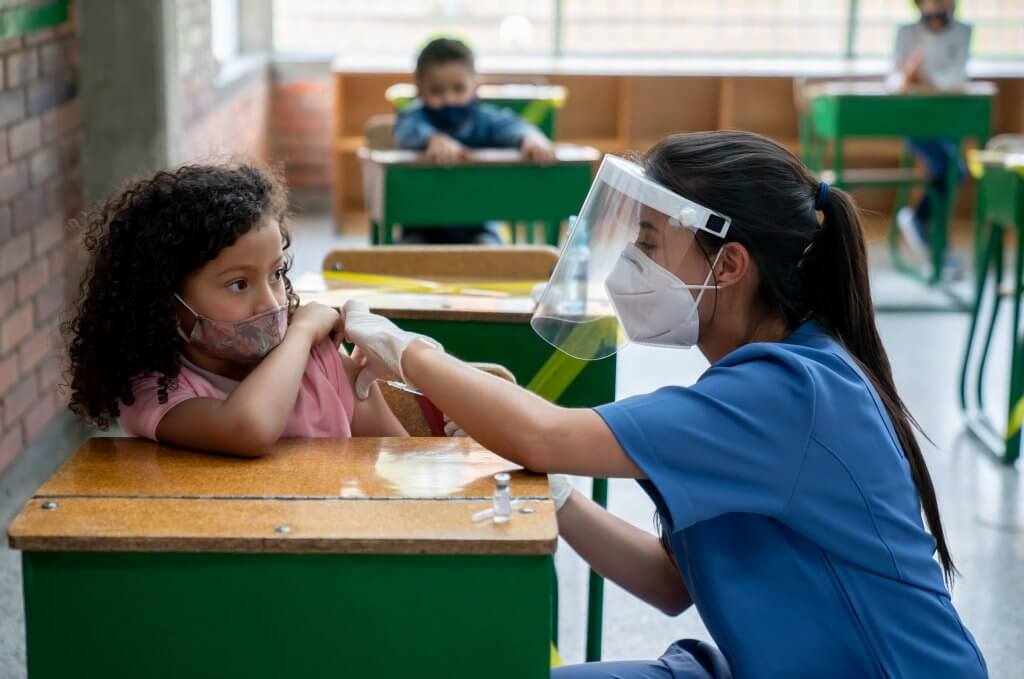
[1,215,1020,677]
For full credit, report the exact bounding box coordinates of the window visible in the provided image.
[857,0,1024,59]
[211,0,241,63]
[560,0,849,59]
[273,0,555,58]
[272,0,1024,62]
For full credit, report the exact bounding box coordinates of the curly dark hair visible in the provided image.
[63,161,297,430]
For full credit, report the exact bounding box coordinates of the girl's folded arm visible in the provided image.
[156,324,321,456]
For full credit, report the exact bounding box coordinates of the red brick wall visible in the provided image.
[0,8,82,472]
[270,70,331,189]
[177,0,269,162]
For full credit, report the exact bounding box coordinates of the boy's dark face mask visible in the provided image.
[921,10,951,30]
[424,99,477,133]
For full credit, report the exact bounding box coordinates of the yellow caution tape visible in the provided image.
[321,271,540,297]
[527,348,589,402]
[550,642,564,667]
[521,99,554,127]
[1006,396,1024,440]
[967,156,985,180]
[967,149,1024,179]
[526,318,620,402]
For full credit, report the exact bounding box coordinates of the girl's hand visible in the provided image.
[289,303,343,345]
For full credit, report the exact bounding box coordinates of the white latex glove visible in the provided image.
[342,299,443,400]
[549,474,574,511]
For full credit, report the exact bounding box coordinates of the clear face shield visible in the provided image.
[531,155,732,361]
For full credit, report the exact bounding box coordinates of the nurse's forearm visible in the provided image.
[401,341,641,477]
[558,491,692,617]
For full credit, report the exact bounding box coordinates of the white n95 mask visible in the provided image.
[604,243,720,348]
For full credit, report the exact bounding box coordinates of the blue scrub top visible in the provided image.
[595,321,987,678]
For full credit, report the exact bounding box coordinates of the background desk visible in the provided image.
[359,145,599,245]
[803,81,995,292]
[8,437,557,679]
[959,150,1024,465]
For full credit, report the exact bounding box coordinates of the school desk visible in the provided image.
[385,83,567,140]
[301,282,614,661]
[959,150,1024,465]
[7,436,557,679]
[802,81,995,296]
[358,144,600,246]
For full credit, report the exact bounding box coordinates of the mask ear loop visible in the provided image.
[685,246,725,321]
[174,294,199,342]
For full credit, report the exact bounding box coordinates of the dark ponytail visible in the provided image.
[643,130,956,584]
[807,186,956,584]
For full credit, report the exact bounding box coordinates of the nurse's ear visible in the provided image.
[710,241,752,290]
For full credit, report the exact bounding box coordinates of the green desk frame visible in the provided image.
[359,146,599,247]
[389,314,614,661]
[959,153,1024,465]
[802,82,994,304]
[22,551,552,678]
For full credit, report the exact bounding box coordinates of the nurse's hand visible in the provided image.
[548,474,574,511]
[341,300,442,400]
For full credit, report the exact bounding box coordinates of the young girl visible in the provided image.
[65,162,406,456]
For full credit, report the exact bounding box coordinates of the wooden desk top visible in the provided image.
[300,288,537,323]
[358,144,600,167]
[806,80,997,99]
[8,437,557,556]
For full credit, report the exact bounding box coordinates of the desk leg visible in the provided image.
[545,220,560,247]
[1006,228,1024,465]
[585,477,608,663]
[890,151,914,243]
[381,207,394,245]
[799,110,824,174]
[974,171,990,278]
[960,218,998,412]
[974,232,1004,416]
[927,153,960,284]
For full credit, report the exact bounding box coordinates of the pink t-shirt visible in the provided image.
[118,338,355,441]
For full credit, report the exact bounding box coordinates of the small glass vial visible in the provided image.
[492,473,512,524]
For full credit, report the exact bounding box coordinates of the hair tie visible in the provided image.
[814,181,830,211]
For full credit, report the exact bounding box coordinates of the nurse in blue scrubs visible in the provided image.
[342,130,987,678]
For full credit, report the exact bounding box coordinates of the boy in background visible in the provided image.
[889,0,972,272]
[393,37,555,244]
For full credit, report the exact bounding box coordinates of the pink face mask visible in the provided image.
[175,294,288,363]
